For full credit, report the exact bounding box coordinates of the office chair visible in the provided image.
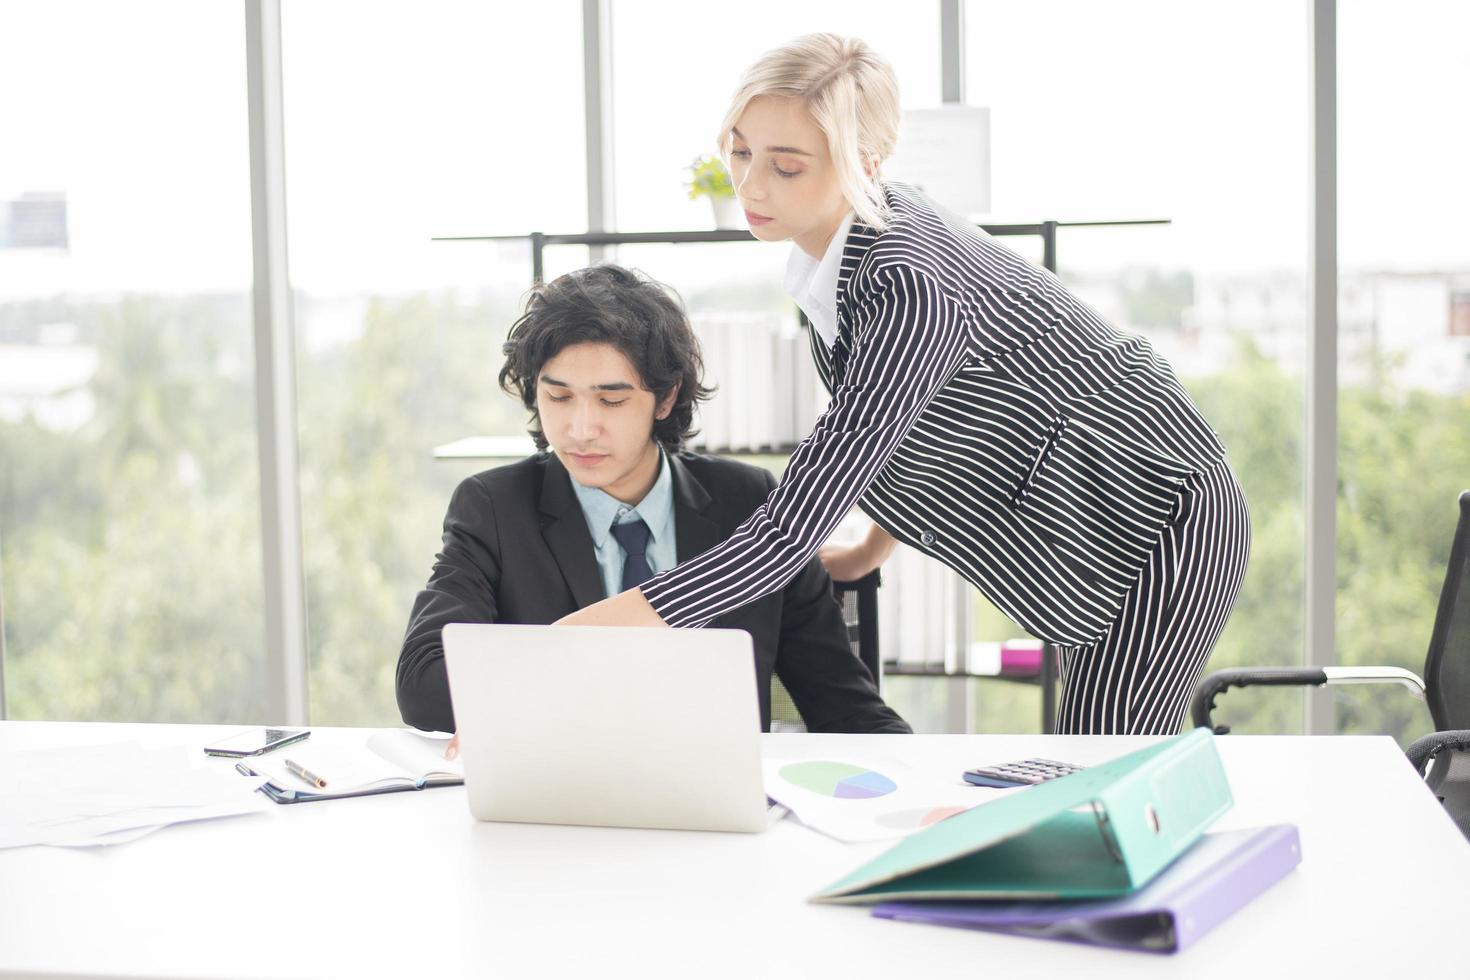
[1192,490,1470,838]
[769,571,882,733]
[1406,731,1470,839]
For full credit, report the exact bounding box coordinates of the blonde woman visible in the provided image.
[562,33,1250,736]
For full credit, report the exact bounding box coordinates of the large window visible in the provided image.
[963,0,1311,734]
[280,0,586,725]
[610,1,939,232]
[1334,0,1469,741]
[5,4,1461,737]
[0,2,266,721]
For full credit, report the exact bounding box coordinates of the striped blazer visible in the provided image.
[642,183,1227,646]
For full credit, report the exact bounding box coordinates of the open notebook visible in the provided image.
[241,730,464,804]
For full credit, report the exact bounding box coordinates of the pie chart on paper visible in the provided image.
[778,761,898,799]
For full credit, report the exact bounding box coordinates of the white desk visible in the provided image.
[1,722,1464,979]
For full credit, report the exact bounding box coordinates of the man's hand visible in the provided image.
[555,586,667,627]
[445,733,459,760]
[819,523,898,582]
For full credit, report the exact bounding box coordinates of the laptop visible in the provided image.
[442,623,773,833]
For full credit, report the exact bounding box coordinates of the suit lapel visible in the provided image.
[831,216,882,385]
[807,313,835,393]
[668,454,721,563]
[537,454,608,607]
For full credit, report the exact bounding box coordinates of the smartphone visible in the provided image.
[962,757,1085,788]
[202,727,310,758]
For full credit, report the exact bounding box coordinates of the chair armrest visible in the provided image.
[1191,667,1329,734]
[1321,666,1427,696]
[1406,730,1470,774]
[1192,665,1428,734]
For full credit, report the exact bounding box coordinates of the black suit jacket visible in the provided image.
[396,451,909,735]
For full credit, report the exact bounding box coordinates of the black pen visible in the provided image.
[284,758,327,788]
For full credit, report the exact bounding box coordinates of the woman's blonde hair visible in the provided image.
[718,33,900,231]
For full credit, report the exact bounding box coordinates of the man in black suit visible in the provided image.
[396,264,908,736]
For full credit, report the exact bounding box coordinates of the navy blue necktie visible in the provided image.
[609,518,654,591]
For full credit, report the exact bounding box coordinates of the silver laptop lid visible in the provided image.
[443,623,768,833]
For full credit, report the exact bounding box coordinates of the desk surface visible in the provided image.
[1,723,1464,979]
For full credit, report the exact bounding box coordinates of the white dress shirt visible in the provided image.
[783,212,853,350]
[569,449,676,600]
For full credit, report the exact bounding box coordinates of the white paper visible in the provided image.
[365,729,463,781]
[242,741,406,795]
[0,742,270,850]
[884,106,992,216]
[762,752,1014,843]
[20,797,272,849]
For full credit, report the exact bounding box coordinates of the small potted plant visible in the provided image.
[686,155,740,229]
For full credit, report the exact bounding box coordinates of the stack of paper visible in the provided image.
[0,741,270,849]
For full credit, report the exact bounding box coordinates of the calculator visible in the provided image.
[963,758,1086,788]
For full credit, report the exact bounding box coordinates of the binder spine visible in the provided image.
[1170,824,1302,951]
[1096,730,1234,886]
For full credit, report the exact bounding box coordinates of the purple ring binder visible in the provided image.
[872,824,1302,954]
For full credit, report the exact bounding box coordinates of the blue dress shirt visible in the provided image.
[570,450,677,600]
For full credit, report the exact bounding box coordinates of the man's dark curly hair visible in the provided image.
[498,264,714,453]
